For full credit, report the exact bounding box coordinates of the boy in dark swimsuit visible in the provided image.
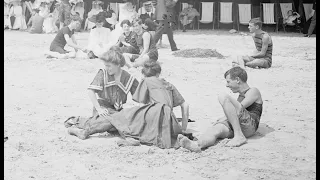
[233,18,273,69]
[178,67,263,152]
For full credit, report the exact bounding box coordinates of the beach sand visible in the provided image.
[4,30,316,180]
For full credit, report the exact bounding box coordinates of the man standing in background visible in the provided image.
[152,0,179,51]
[305,0,316,37]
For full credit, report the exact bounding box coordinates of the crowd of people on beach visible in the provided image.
[4,0,316,152]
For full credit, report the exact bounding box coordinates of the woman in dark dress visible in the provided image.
[123,18,159,68]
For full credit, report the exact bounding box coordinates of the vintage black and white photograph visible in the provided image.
[4,0,316,179]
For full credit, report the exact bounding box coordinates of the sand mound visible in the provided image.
[172,48,225,59]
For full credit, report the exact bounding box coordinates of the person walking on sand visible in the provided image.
[178,67,263,152]
[233,18,273,69]
[152,0,179,51]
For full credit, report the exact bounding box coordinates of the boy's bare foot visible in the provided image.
[177,134,201,152]
[68,127,88,140]
[226,136,247,147]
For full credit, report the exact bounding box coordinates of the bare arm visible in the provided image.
[64,34,83,50]
[88,89,102,111]
[239,88,261,109]
[180,102,189,131]
[88,89,109,117]
[251,34,270,58]
[139,32,151,57]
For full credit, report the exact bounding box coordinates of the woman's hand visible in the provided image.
[97,107,110,118]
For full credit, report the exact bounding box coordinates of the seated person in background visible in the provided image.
[87,13,112,59]
[45,18,86,59]
[283,10,300,26]
[27,8,44,34]
[179,1,199,32]
[178,67,263,152]
[92,10,117,30]
[70,1,84,32]
[233,18,273,69]
[122,18,158,68]
[84,0,103,30]
[115,20,140,54]
[43,13,59,33]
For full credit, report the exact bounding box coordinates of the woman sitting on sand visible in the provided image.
[87,13,112,59]
[84,0,103,31]
[115,19,140,55]
[123,18,158,68]
[67,61,190,149]
[45,18,86,59]
[64,49,140,139]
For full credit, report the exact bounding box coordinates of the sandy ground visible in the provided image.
[4,30,316,180]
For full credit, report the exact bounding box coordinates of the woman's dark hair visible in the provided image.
[100,50,126,67]
[120,19,131,27]
[141,61,161,77]
[96,13,105,23]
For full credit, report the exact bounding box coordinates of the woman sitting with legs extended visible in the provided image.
[65,50,139,140]
[122,18,158,68]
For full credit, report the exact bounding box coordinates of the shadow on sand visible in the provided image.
[250,123,275,140]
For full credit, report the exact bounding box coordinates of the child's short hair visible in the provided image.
[120,19,131,27]
[249,17,262,29]
[100,50,126,67]
[141,60,161,77]
[224,67,248,82]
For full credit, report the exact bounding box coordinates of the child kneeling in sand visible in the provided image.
[178,67,263,152]
[45,18,86,59]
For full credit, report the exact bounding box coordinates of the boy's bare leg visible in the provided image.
[218,93,247,147]
[178,123,230,152]
[246,59,269,68]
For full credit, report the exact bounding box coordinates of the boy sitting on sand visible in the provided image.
[178,67,263,152]
[233,18,273,69]
[45,18,86,59]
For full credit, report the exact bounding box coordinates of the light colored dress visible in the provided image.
[87,27,112,57]
[4,5,10,28]
[109,3,138,46]
[40,6,57,33]
[43,13,58,33]
[9,5,27,30]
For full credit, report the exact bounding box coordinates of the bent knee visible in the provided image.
[217,93,230,104]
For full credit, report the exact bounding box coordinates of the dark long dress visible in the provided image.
[108,77,185,149]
